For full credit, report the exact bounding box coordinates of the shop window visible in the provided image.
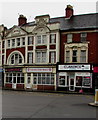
[76,76,91,87]
[82,76,91,87]
[6,73,24,84]
[33,73,54,85]
[50,34,56,44]
[76,76,82,86]
[59,76,66,86]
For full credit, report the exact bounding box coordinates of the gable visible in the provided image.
[6,26,28,38]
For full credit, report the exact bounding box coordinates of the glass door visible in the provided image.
[69,73,75,91]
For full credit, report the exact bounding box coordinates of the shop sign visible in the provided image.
[5,68,22,72]
[58,64,90,71]
[27,68,52,73]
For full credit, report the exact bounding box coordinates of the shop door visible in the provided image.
[69,74,75,91]
[12,74,17,89]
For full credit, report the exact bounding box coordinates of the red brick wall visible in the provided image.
[60,34,67,63]
[60,32,98,64]
[88,32,98,64]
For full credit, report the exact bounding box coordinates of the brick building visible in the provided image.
[2,5,98,92]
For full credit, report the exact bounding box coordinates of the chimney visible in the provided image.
[18,15,27,26]
[65,5,73,18]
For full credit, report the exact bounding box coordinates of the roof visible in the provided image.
[22,13,98,31]
[50,13,98,30]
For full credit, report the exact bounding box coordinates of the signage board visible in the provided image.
[27,68,52,73]
[5,68,22,72]
[58,64,90,71]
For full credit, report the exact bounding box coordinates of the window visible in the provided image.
[28,52,33,64]
[50,34,56,43]
[12,39,15,47]
[76,76,82,86]
[81,33,87,42]
[67,34,72,43]
[76,76,91,87]
[49,51,56,63]
[33,73,54,85]
[10,53,23,65]
[37,35,47,44]
[17,38,20,46]
[66,51,70,63]
[80,50,86,63]
[28,36,34,45]
[72,50,77,62]
[22,37,25,46]
[7,40,10,47]
[36,51,46,63]
[59,76,66,86]
[6,73,24,84]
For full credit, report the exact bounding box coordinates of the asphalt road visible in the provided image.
[1,90,97,119]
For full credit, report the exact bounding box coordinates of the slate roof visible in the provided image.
[23,13,98,31]
[49,13,98,31]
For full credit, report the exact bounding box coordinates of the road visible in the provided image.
[1,90,97,119]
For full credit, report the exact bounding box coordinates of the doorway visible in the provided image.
[69,73,75,91]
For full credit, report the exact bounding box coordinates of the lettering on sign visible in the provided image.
[27,68,52,72]
[58,64,90,71]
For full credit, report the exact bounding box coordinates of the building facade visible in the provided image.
[57,5,98,92]
[3,14,60,91]
[2,5,98,92]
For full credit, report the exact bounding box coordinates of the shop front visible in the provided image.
[57,64,93,92]
[25,67,56,91]
[4,68,24,90]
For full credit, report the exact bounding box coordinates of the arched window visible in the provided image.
[8,52,24,65]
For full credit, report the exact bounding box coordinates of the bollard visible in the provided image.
[95,89,98,104]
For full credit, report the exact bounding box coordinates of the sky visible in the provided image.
[0,0,98,28]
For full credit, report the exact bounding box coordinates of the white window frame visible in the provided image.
[81,33,87,42]
[50,34,56,44]
[28,52,33,64]
[37,35,47,45]
[36,51,47,63]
